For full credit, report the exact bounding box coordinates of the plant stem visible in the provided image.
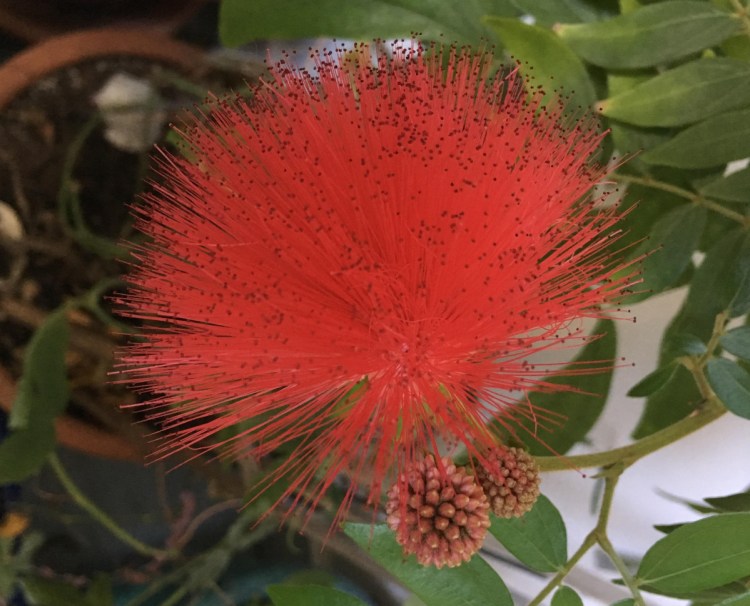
[612,173,750,228]
[594,472,647,606]
[527,531,598,606]
[535,396,725,471]
[48,453,172,560]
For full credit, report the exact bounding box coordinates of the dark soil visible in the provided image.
[0,50,258,424]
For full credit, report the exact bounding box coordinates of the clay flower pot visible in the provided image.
[0,0,208,42]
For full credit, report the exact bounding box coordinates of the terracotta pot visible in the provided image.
[0,0,207,42]
[0,28,214,463]
[0,27,204,108]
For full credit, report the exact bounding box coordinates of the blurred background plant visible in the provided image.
[1,1,750,605]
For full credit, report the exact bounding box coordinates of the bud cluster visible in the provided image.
[385,447,540,568]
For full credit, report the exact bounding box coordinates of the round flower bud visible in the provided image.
[385,454,490,568]
[476,446,541,518]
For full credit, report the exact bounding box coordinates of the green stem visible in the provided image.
[527,531,598,606]
[612,173,750,228]
[599,535,645,606]
[593,472,646,606]
[48,453,171,560]
[535,396,725,471]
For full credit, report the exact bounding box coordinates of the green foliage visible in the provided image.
[219,0,519,47]
[626,363,678,398]
[489,495,567,572]
[636,513,750,595]
[701,167,750,203]
[705,358,750,419]
[635,230,750,437]
[625,205,706,303]
[551,586,584,606]
[512,319,616,454]
[600,58,750,127]
[9,309,69,429]
[482,17,596,110]
[267,584,367,606]
[557,1,741,69]
[344,524,514,606]
[0,309,69,483]
[642,108,750,169]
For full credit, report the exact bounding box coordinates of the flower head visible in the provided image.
[385,455,490,568]
[119,43,633,523]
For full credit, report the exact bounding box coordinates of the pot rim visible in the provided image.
[0,26,205,108]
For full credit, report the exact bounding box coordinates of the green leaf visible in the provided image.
[218,0,518,47]
[705,358,750,419]
[636,513,750,594]
[267,584,367,606]
[716,592,750,606]
[0,566,16,601]
[10,309,70,429]
[720,326,750,360]
[600,58,750,127]
[0,425,56,483]
[489,495,567,573]
[344,524,513,606]
[557,1,740,69]
[642,108,750,169]
[627,363,678,398]
[552,586,584,606]
[509,0,616,27]
[21,577,90,606]
[701,167,750,203]
[627,205,706,302]
[669,333,708,357]
[634,229,750,437]
[610,601,636,606]
[514,319,616,454]
[84,575,113,606]
[482,17,596,111]
[705,490,750,513]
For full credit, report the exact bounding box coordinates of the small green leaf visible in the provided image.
[705,490,750,513]
[700,167,750,203]
[705,358,750,419]
[482,17,596,111]
[489,495,567,572]
[21,577,90,606]
[720,326,750,360]
[267,584,367,606]
[514,320,616,454]
[0,566,16,601]
[557,1,741,69]
[344,524,513,606]
[669,333,707,356]
[10,309,69,430]
[610,600,636,606]
[627,363,678,398]
[552,586,584,606]
[0,425,56,483]
[636,513,750,594]
[642,108,750,169]
[600,58,750,127]
[627,205,706,302]
[218,0,518,47]
[716,592,750,606]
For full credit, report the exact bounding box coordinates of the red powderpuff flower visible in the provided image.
[118,43,634,523]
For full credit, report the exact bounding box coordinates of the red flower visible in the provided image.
[118,43,633,523]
